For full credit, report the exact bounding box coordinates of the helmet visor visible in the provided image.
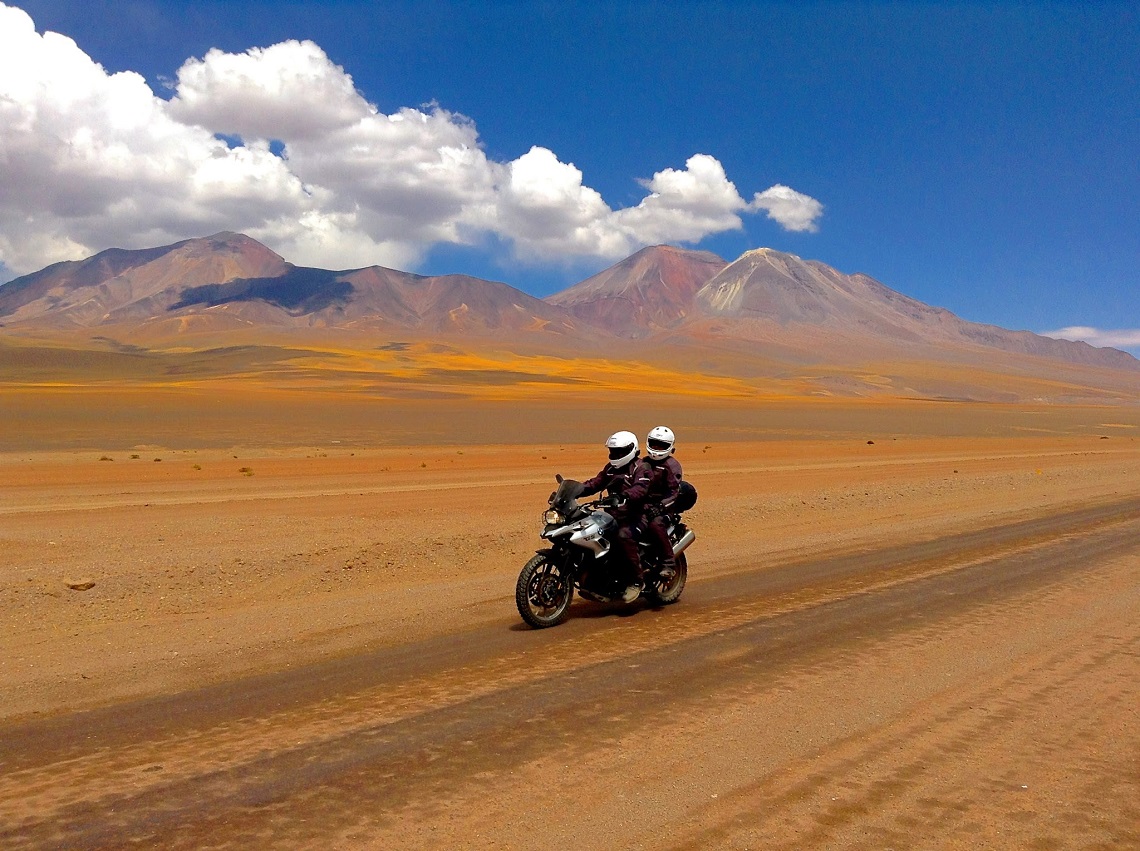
[647,437,672,452]
[608,443,635,461]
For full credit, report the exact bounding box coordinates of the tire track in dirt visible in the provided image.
[661,565,1140,850]
[0,500,1137,849]
[2,446,1130,516]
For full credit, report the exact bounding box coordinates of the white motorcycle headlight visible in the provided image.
[544,509,564,525]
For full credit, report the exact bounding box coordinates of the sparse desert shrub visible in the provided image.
[420,461,427,468]
[192,464,202,471]
[98,456,113,461]
[130,454,140,460]
[239,466,254,476]
[153,457,162,462]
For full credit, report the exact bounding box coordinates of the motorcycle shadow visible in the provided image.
[508,598,655,631]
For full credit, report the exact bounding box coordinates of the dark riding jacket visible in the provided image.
[580,457,652,522]
[643,455,683,513]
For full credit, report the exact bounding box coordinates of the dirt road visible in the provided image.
[2,492,1137,849]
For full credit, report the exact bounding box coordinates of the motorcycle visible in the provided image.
[515,475,697,629]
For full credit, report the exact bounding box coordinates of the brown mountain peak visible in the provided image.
[691,251,1137,371]
[0,233,289,327]
[545,244,726,336]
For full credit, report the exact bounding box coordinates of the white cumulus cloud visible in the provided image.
[1041,326,1140,353]
[750,184,825,233]
[166,40,374,141]
[0,2,824,278]
[0,4,310,272]
[614,154,752,246]
[495,146,622,258]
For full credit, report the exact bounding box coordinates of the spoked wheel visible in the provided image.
[516,552,574,628]
[646,552,687,605]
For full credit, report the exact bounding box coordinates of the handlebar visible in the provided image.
[550,495,626,514]
[568,497,620,514]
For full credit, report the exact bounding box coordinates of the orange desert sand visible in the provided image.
[1,361,1139,848]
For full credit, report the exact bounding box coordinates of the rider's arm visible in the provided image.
[622,462,653,504]
[663,459,683,504]
[579,467,611,497]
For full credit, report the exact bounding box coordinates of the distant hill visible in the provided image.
[0,232,584,340]
[545,244,727,336]
[0,233,288,328]
[1,232,1135,384]
[687,248,1138,369]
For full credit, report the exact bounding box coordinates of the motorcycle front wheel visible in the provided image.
[516,551,574,629]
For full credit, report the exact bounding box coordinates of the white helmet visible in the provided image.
[605,430,639,468]
[646,425,675,460]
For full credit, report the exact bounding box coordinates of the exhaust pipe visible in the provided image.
[672,529,696,556]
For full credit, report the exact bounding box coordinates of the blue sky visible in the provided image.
[2,1,1137,353]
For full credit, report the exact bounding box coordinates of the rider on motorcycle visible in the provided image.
[642,426,683,580]
[579,430,653,601]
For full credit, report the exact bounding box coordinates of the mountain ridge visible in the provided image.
[690,248,1136,369]
[545,244,727,336]
[0,232,586,340]
[0,233,1134,377]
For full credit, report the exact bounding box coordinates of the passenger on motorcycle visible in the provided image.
[642,425,682,580]
[579,430,653,602]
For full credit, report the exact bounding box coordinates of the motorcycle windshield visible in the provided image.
[551,478,585,512]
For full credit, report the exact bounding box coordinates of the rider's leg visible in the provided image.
[616,524,645,599]
[648,515,676,577]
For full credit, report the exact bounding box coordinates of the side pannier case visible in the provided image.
[672,480,698,513]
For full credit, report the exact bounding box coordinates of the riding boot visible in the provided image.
[621,566,645,603]
[620,560,645,602]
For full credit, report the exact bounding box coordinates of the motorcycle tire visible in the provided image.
[516,551,574,629]
[646,552,687,606]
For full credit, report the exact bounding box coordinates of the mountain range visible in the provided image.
[0,232,1135,378]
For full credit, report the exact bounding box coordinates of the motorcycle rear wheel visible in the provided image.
[646,552,687,605]
[516,552,574,628]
